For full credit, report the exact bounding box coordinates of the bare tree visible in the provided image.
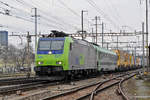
[0,46,8,68]
[0,44,34,71]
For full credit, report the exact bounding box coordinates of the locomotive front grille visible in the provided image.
[34,66,63,73]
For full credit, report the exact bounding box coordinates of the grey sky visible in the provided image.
[0,0,149,53]
[0,0,148,32]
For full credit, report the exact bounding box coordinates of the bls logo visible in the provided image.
[79,54,84,65]
[75,54,84,65]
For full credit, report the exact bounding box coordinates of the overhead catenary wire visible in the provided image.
[0,0,30,15]
[0,0,74,31]
[0,1,33,21]
[103,0,122,26]
[58,0,93,32]
[104,0,135,32]
[15,0,77,30]
[1,0,145,33]
[58,0,80,17]
[15,0,81,31]
[85,0,121,30]
[0,9,32,23]
[0,0,80,31]
[0,7,65,31]
[29,0,81,31]
[0,24,29,32]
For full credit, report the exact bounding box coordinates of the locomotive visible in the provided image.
[34,31,141,77]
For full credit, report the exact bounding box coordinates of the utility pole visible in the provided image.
[117,35,119,50]
[95,16,98,44]
[106,43,109,49]
[34,8,37,52]
[145,0,149,69]
[81,10,84,40]
[122,26,127,33]
[27,32,30,55]
[92,28,95,43]
[81,10,87,40]
[127,44,129,53]
[27,32,31,67]
[92,16,101,44]
[117,30,123,50]
[102,22,104,48]
[120,30,122,33]
[32,8,39,53]
[142,22,145,69]
[135,46,137,65]
[35,8,38,53]
[110,30,112,33]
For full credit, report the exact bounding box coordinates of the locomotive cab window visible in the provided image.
[38,39,64,51]
[51,40,64,50]
[38,41,51,50]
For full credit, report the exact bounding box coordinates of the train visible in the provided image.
[34,31,142,77]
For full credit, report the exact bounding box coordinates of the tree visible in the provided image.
[0,44,34,70]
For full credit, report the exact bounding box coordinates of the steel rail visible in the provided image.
[117,74,135,100]
[0,77,37,82]
[0,77,41,86]
[0,81,48,94]
[42,73,129,100]
[77,73,136,100]
[77,79,121,100]
[0,77,56,86]
[0,76,64,86]
[0,77,64,95]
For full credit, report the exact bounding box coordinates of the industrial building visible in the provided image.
[0,31,8,46]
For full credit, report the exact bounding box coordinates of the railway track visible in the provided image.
[0,76,65,95]
[0,75,66,86]
[0,69,140,86]
[117,75,131,100]
[0,69,140,100]
[87,74,135,100]
[0,81,47,94]
[0,75,103,96]
[0,77,39,86]
[42,72,138,100]
[0,81,64,95]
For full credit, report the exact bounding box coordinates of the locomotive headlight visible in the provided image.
[56,61,62,65]
[38,61,43,65]
[48,51,52,54]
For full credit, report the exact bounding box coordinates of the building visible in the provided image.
[0,31,8,46]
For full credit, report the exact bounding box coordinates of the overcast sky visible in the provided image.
[0,0,148,32]
[0,0,149,52]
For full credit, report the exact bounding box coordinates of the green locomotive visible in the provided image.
[34,31,118,77]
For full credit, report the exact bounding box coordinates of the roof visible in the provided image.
[93,45,117,55]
